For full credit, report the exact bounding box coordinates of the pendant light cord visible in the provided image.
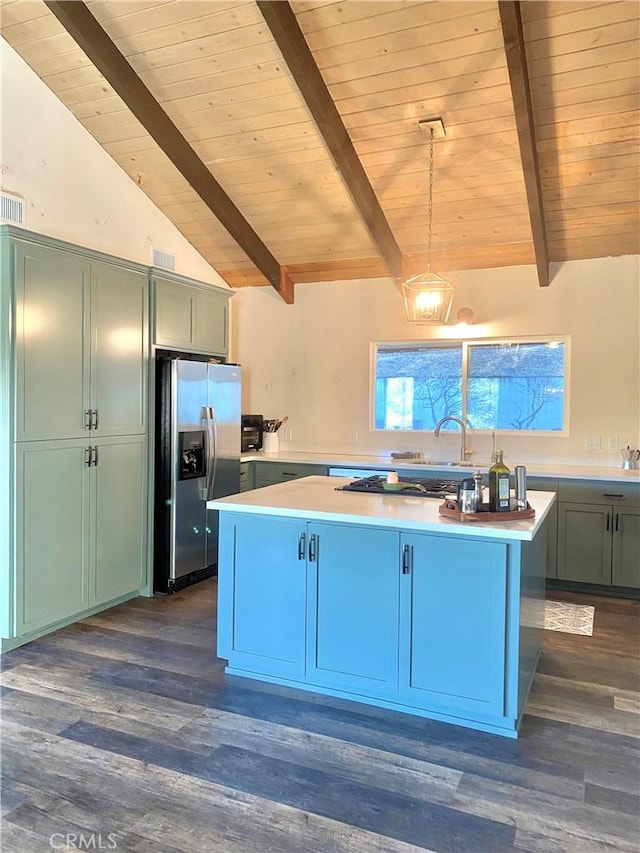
[427,126,434,271]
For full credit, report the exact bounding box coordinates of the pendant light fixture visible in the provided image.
[402,118,455,324]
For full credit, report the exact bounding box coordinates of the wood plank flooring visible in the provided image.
[1,583,639,853]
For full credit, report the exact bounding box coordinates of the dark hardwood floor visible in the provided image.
[2,582,639,853]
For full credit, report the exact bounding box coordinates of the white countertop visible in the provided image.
[211,476,556,542]
[241,450,640,484]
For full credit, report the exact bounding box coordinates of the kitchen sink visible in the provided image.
[409,459,464,466]
[408,459,491,469]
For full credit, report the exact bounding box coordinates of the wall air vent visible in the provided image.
[152,248,176,271]
[0,192,25,225]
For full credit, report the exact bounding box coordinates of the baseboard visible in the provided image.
[546,579,640,600]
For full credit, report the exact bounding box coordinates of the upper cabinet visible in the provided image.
[153,274,230,356]
[14,240,148,442]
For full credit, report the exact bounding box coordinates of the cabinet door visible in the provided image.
[221,514,306,678]
[90,437,146,606]
[306,523,400,697]
[528,478,558,578]
[154,278,195,348]
[194,289,228,355]
[15,242,90,440]
[612,507,640,589]
[399,534,507,718]
[557,502,611,584]
[91,263,148,435]
[16,441,89,633]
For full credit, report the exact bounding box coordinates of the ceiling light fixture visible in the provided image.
[402,118,454,325]
[456,307,474,325]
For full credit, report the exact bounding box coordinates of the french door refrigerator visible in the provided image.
[154,354,241,592]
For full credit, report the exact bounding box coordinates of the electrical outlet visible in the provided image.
[282,427,292,441]
[344,430,359,444]
[585,435,601,450]
[607,435,619,451]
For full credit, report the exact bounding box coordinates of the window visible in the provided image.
[373,338,568,433]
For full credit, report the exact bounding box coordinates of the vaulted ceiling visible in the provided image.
[2,0,639,302]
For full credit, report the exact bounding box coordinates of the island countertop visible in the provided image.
[211,475,555,541]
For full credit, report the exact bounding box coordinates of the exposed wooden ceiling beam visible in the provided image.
[257,0,404,282]
[44,0,294,303]
[498,1,550,287]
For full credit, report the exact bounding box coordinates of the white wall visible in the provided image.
[0,41,226,287]
[231,256,640,467]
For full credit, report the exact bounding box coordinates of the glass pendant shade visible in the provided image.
[402,270,455,324]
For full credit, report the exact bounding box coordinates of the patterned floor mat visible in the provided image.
[544,600,595,635]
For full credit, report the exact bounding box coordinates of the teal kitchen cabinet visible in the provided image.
[16,440,88,633]
[90,436,147,605]
[239,461,253,492]
[305,522,400,697]
[153,274,230,356]
[14,242,148,441]
[557,481,640,589]
[217,507,536,737]
[219,514,399,692]
[15,436,147,635]
[217,514,307,678]
[399,533,507,718]
[528,478,558,579]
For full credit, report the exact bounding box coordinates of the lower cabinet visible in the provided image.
[557,481,640,589]
[399,534,507,718]
[15,436,147,635]
[218,513,513,729]
[306,522,400,697]
[219,514,307,678]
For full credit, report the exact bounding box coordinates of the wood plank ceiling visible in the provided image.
[2,0,639,301]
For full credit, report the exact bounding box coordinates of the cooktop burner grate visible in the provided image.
[336,474,458,498]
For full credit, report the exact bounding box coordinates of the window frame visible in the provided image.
[370,335,571,436]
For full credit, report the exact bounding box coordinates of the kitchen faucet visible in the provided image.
[434,415,468,462]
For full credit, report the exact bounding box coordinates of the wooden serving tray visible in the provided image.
[439,499,535,522]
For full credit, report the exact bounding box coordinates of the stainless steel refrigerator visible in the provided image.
[154,354,241,593]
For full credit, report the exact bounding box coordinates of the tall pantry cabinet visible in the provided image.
[1,229,149,648]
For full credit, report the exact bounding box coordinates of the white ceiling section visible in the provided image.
[1,0,638,300]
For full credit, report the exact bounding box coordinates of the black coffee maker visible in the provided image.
[241,414,263,452]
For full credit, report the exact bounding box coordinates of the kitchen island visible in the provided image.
[211,476,556,738]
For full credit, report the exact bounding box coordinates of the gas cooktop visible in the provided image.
[336,474,458,499]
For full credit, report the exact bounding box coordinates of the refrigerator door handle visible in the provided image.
[202,405,218,501]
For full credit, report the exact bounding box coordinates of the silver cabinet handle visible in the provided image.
[298,532,306,560]
[85,447,92,467]
[308,533,317,563]
[92,409,99,430]
[402,544,412,574]
[85,410,93,430]
[92,446,99,466]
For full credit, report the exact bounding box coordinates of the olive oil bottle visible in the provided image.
[489,449,511,512]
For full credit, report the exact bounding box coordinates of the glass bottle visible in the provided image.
[489,449,511,512]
